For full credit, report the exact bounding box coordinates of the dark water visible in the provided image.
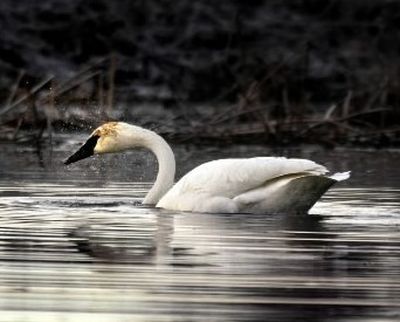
[0,138,399,321]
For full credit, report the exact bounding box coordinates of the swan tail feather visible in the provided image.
[329,171,351,182]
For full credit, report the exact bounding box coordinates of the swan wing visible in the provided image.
[157,157,328,210]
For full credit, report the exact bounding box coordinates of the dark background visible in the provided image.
[1,0,400,145]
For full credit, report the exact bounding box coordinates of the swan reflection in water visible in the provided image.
[68,210,337,270]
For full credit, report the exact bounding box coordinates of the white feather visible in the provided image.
[159,157,324,198]
[157,157,338,214]
[329,171,351,182]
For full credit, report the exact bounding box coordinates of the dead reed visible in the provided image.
[0,52,399,149]
[0,55,118,166]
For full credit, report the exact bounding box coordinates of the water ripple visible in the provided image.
[0,147,400,321]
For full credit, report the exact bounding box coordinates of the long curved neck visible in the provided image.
[139,128,176,205]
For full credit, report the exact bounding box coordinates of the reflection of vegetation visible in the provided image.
[0,1,400,146]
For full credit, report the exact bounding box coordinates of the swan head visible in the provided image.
[64,122,143,165]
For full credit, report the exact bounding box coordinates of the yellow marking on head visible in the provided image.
[93,122,119,137]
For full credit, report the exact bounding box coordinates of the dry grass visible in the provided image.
[0,53,399,148]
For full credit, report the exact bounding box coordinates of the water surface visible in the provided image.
[0,139,399,321]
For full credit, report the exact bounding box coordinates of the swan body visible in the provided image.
[65,122,350,214]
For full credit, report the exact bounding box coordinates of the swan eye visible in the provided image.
[64,135,100,165]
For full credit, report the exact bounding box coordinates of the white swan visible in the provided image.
[64,122,350,214]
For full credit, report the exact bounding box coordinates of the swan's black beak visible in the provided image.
[64,135,100,165]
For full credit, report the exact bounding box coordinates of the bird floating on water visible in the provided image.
[64,122,350,214]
